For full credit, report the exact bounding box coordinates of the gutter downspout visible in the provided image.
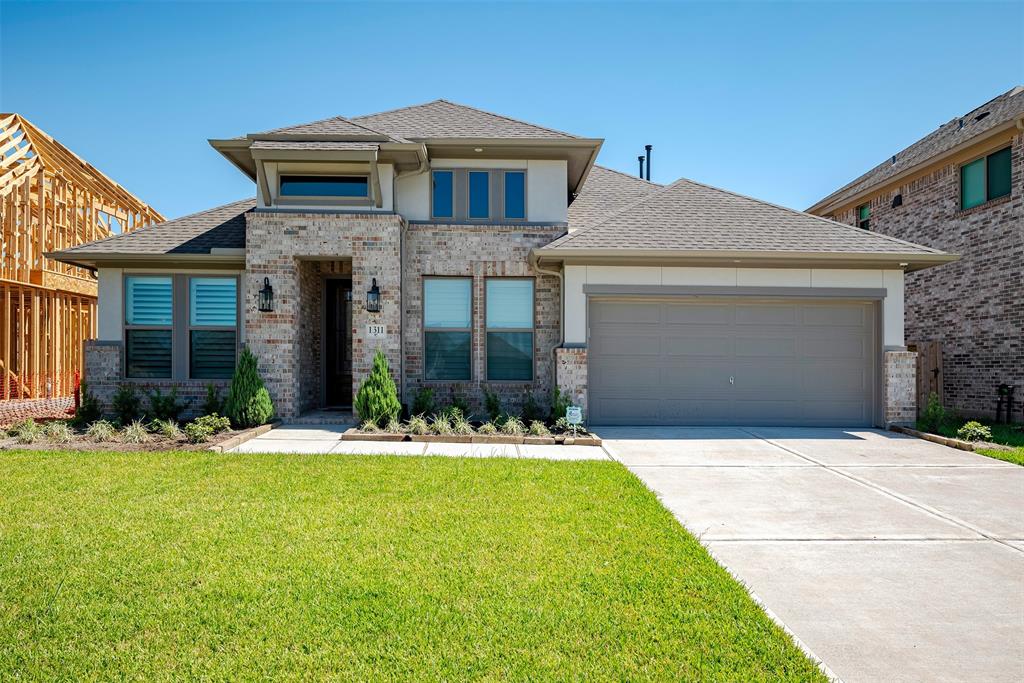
[530,251,565,394]
[394,144,430,410]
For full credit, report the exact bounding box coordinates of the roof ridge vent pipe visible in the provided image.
[638,155,645,178]
[644,144,652,181]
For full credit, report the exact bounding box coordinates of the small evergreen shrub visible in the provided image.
[550,387,571,422]
[483,388,501,422]
[449,392,471,420]
[148,388,186,422]
[477,421,498,435]
[149,418,182,440]
[192,413,231,434]
[183,421,213,444]
[73,382,102,425]
[500,416,525,436]
[120,420,151,444]
[43,421,74,444]
[957,421,992,443]
[918,392,946,434]
[224,348,274,428]
[11,419,40,444]
[528,420,551,437]
[430,413,453,435]
[405,414,430,435]
[521,392,545,424]
[86,420,117,442]
[202,384,224,417]
[112,384,142,425]
[411,387,435,418]
[354,350,401,428]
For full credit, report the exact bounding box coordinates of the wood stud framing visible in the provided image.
[0,113,163,400]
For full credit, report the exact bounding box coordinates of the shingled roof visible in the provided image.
[569,165,662,230]
[250,115,405,141]
[351,99,578,140]
[810,86,1024,212]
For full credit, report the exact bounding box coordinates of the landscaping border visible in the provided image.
[889,425,994,452]
[208,420,281,453]
[342,428,601,447]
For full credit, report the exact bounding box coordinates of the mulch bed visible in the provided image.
[0,428,245,453]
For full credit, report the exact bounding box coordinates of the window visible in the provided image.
[468,171,490,219]
[279,175,368,198]
[857,204,870,230]
[504,171,526,219]
[125,276,173,378]
[486,279,533,381]
[423,278,471,380]
[961,146,1011,210]
[431,170,454,218]
[189,278,238,379]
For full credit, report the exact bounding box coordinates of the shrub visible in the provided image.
[183,421,214,444]
[452,414,474,435]
[384,418,405,434]
[120,420,151,444]
[11,419,40,444]
[440,405,465,421]
[192,413,231,434]
[43,421,74,444]
[483,388,501,422]
[918,392,946,434]
[500,416,525,436]
[148,388,186,422]
[528,420,551,437]
[359,420,381,433]
[405,414,430,435]
[150,418,182,440]
[522,392,545,423]
[225,348,275,428]
[73,381,102,425]
[550,387,571,422]
[411,387,435,418]
[957,421,992,443]
[449,392,471,420]
[86,419,118,442]
[202,384,224,417]
[430,413,453,435]
[112,384,142,425]
[552,416,570,434]
[353,350,401,428]
[477,421,498,435]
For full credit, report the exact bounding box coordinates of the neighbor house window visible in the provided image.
[468,171,490,219]
[125,276,173,378]
[961,146,1011,210]
[431,170,454,219]
[279,175,369,198]
[504,171,526,219]
[486,279,534,381]
[857,203,870,230]
[423,278,471,380]
[189,277,238,379]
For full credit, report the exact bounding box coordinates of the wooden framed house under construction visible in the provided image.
[0,113,162,402]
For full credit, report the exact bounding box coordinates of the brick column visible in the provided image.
[82,340,121,415]
[555,346,587,414]
[883,350,917,426]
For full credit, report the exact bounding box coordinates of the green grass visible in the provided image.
[0,451,824,681]
[975,446,1024,466]
[926,419,1024,467]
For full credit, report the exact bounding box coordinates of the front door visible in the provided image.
[324,279,353,407]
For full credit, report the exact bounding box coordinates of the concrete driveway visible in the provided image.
[597,426,1024,683]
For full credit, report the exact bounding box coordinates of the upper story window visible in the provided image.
[468,171,490,219]
[431,170,454,219]
[857,203,870,230]
[279,175,369,198]
[961,146,1011,210]
[423,277,472,381]
[504,171,526,220]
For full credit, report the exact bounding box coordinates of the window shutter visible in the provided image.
[190,278,237,327]
[125,277,173,326]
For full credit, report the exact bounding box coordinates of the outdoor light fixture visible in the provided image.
[257,277,274,312]
[365,278,381,313]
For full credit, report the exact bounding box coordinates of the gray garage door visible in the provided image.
[588,298,876,426]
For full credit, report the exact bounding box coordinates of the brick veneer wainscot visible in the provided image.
[883,350,917,426]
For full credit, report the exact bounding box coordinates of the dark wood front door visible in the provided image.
[324,279,353,407]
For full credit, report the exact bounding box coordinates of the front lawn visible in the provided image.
[925,419,1024,467]
[0,451,824,681]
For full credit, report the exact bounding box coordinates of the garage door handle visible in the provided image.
[730,376,735,385]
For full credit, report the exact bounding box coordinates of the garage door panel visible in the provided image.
[589,298,876,427]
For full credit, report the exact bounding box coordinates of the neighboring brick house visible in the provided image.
[53,100,954,426]
[808,87,1023,420]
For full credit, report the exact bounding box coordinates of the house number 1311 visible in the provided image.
[366,324,387,338]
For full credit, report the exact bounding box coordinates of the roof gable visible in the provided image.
[351,99,579,140]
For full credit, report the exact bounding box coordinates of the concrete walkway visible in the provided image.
[598,426,1024,683]
[228,424,609,460]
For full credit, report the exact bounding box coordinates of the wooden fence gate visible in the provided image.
[907,341,943,417]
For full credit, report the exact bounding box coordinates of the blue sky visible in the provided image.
[2,1,1022,220]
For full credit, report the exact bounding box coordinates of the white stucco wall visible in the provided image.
[563,266,905,348]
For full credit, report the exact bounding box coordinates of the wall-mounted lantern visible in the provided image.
[365,278,381,313]
[257,277,274,312]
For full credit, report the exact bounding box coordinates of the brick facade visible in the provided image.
[831,133,1023,419]
[554,346,587,415]
[883,350,917,426]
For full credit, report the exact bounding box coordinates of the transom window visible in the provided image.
[485,279,534,381]
[961,146,1011,210]
[279,175,369,198]
[423,278,472,380]
[857,203,870,230]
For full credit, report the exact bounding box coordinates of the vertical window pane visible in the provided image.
[468,171,490,218]
[190,330,237,379]
[424,278,471,328]
[486,332,533,381]
[190,278,237,326]
[486,280,533,328]
[432,170,453,218]
[126,329,172,378]
[986,147,1011,200]
[425,331,471,380]
[504,171,526,219]
[125,276,172,325]
[961,157,986,209]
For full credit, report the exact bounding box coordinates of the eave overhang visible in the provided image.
[46,250,246,272]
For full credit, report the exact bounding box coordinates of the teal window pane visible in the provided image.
[486,279,533,328]
[486,332,533,381]
[504,171,525,219]
[432,170,453,218]
[961,158,986,209]
[425,331,471,380]
[987,147,1011,200]
[125,329,171,378]
[279,175,368,197]
[858,204,870,221]
[424,278,471,328]
[190,278,237,326]
[469,171,489,218]
[125,276,172,325]
[190,330,237,379]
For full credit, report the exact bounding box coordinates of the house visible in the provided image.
[51,100,956,427]
[808,87,1023,420]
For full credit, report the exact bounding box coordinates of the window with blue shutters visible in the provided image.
[124,276,173,378]
[188,277,238,379]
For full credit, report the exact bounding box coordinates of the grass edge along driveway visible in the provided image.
[0,450,826,681]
